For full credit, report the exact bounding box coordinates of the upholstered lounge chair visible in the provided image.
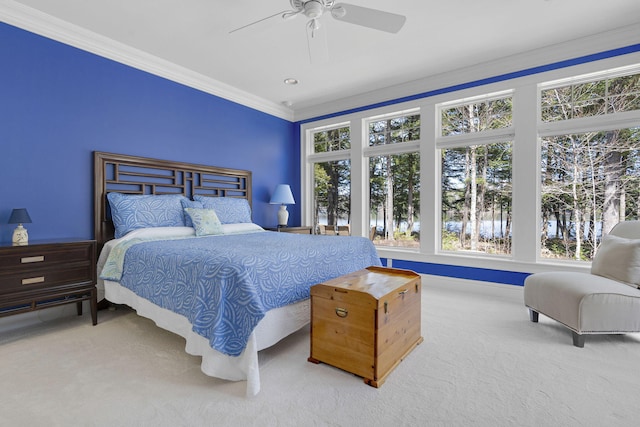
[524,221,640,347]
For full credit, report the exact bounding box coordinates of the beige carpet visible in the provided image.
[1,277,638,427]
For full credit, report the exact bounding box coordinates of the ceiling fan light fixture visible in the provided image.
[304,1,324,19]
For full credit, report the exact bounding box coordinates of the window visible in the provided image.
[369,153,420,247]
[366,112,421,248]
[441,96,512,135]
[540,129,640,260]
[539,71,640,261]
[314,160,351,229]
[310,125,351,232]
[441,142,513,255]
[541,72,640,122]
[313,125,350,153]
[301,60,640,273]
[439,94,514,256]
[369,115,420,146]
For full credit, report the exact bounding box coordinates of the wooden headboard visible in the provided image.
[94,151,252,248]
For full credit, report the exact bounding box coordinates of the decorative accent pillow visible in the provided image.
[180,199,204,227]
[591,234,640,288]
[107,193,188,239]
[184,208,224,236]
[193,195,252,224]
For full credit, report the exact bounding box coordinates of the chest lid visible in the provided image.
[311,266,420,308]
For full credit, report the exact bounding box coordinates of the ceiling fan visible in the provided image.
[230,1,407,63]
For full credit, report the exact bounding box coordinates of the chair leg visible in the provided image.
[528,309,539,323]
[572,332,585,348]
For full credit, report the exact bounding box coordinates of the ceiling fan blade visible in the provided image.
[306,19,329,65]
[331,3,406,33]
[229,10,294,34]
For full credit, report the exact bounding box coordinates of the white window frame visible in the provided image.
[300,53,640,275]
[435,91,515,258]
[535,66,640,262]
[364,109,422,250]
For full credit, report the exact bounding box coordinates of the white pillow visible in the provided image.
[114,226,196,242]
[591,234,640,288]
[221,223,265,235]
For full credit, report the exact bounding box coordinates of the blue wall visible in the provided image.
[390,260,530,286]
[0,23,300,243]
[4,22,637,286]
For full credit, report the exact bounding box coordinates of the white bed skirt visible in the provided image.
[103,280,310,397]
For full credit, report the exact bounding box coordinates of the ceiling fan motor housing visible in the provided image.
[304,1,325,19]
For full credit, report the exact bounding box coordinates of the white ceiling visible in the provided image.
[3,0,640,121]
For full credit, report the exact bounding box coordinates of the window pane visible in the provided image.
[540,127,640,261]
[441,97,512,136]
[313,126,350,153]
[441,142,513,255]
[541,72,640,122]
[369,153,420,248]
[369,114,420,146]
[313,160,351,232]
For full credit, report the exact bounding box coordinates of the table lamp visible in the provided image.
[9,208,32,245]
[269,184,295,227]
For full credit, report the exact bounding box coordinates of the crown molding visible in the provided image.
[0,1,295,121]
[3,1,638,125]
[293,24,640,122]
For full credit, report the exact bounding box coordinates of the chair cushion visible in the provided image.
[524,271,640,333]
[591,234,640,289]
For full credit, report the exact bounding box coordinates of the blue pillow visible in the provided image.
[180,199,204,227]
[193,195,252,224]
[107,193,188,238]
[184,208,224,236]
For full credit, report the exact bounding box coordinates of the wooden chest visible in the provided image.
[308,266,422,387]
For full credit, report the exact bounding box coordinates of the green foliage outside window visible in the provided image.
[540,72,640,261]
[440,95,513,255]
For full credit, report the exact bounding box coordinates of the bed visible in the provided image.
[93,151,381,396]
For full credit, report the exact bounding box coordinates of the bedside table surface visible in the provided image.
[265,226,313,234]
[0,238,95,249]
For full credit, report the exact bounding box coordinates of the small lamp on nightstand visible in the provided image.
[269,184,295,227]
[9,208,32,246]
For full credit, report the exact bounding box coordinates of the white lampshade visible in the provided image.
[270,184,295,227]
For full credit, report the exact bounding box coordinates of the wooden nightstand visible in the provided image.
[266,226,313,235]
[0,239,97,325]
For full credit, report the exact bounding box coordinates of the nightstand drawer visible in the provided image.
[0,244,92,271]
[0,264,93,291]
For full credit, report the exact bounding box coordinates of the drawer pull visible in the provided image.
[335,307,349,318]
[22,276,45,285]
[21,255,45,264]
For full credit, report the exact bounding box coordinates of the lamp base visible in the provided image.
[12,224,29,246]
[277,205,289,227]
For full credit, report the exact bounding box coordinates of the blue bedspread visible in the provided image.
[101,231,380,356]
